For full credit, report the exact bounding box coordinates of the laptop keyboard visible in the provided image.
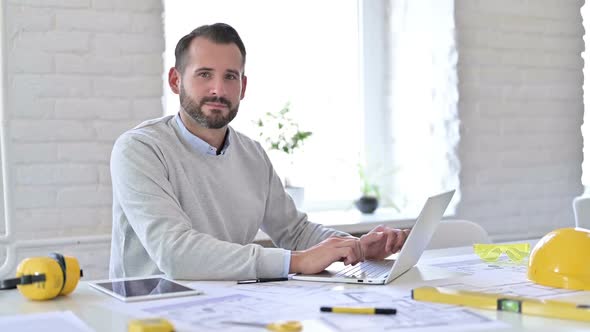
[335,260,395,279]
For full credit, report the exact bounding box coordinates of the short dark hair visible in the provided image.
[174,23,246,74]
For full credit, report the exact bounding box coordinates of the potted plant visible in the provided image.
[355,163,380,214]
[354,163,399,214]
[255,102,312,208]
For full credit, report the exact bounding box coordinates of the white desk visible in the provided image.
[1,244,590,331]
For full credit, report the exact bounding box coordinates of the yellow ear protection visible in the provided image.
[0,252,83,300]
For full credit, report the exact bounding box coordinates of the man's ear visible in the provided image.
[168,67,181,94]
[240,75,247,100]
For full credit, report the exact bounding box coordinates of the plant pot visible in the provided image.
[354,196,379,214]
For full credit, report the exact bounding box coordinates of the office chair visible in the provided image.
[573,196,590,229]
[426,219,490,249]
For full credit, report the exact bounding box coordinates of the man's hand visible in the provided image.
[359,225,411,260]
[289,236,364,275]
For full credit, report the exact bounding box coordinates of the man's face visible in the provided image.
[178,37,246,129]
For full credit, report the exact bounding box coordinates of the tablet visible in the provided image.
[88,276,203,302]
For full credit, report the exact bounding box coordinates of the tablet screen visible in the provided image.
[94,277,194,298]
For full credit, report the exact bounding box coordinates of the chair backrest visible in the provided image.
[426,219,490,249]
[573,196,590,229]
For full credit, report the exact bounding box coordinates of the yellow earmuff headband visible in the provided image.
[0,253,83,300]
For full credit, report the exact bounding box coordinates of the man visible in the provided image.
[109,23,409,280]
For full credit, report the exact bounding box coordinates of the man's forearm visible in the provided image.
[289,251,303,274]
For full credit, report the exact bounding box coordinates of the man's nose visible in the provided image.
[209,77,226,96]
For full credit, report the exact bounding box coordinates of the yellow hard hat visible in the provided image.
[527,227,590,290]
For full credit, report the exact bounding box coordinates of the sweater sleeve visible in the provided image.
[259,152,350,251]
[111,134,287,280]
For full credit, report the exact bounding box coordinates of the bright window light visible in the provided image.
[164,0,363,211]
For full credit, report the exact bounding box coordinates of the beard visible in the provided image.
[179,86,239,129]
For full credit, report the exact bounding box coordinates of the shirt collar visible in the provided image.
[175,113,230,156]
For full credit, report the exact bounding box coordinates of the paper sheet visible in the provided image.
[424,254,588,300]
[106,253,590,331]
[422,253,528,275]
[0,311,93,332]
[113,280,506,332]
[317,296,503,332]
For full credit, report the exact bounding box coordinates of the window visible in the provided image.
[387,0,459,215]
[164,0,380,211]
[164,1,457,215]
[582,3,590,191]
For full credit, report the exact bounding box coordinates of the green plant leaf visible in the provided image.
[253,101,312,156]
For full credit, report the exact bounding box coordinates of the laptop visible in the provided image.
[292,190,455,285]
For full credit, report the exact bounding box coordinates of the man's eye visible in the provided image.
[225,74,238,80]
[198,72,211,78]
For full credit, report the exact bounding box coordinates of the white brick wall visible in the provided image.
[0,0,164,279]
[455,0,585,240]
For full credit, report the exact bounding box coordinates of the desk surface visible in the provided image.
[1,243,590,332]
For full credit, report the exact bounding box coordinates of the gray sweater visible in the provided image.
[109,115,348,280]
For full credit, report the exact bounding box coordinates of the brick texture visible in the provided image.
[455,0,584,240]
[0,1,164,279]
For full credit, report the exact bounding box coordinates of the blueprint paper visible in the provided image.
[96,253,590,331]
[113,280,507,332]
[423,254,589,300]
